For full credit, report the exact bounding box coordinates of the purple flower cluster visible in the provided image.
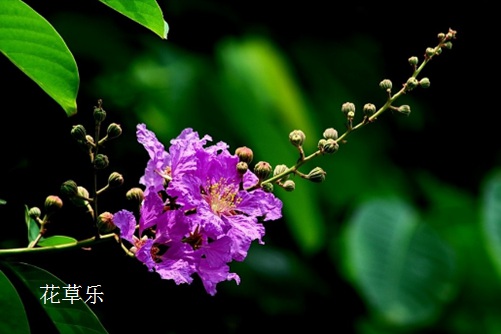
[113,124,283,295]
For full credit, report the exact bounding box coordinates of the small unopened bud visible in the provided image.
[236,161,248,174]
[254,161,272,180]
[437,32,445,41]
[97,212,116,234]
[379,79,392,92]
[261,182,274,193]
[71,125,87,142]
[44,195,63,216]
[108,172,124,188]
[425,47,435,57]
[282,180,295,192]
[71,186,90,207]
[341,102,355,115]
[61,180,79,198]
[408,56,419,66]
[94,154,109,169]
[397,105,411,116]
[28,207,42,219]
[289,130,306,147]
[320,139,339,154]
[93,106,106,123]
[106,123,122,140]
[419,77,431,88]
[273,164,289,182]
[443,41,453,49]
[307,167,326,183]
[235,146,254,164]
[363,103,376,117]
[86,135,95,146]
[126,187,144,204]
[406,77,419,91]
[323,128,338,140]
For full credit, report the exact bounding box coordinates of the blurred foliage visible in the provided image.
[1,1,499,334]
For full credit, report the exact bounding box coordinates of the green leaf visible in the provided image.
[481,170,501,279]
[0,269,30,334]
[24,205,40,244]
[3,261,109,334]
[37,236,78,247]
[341,198,456,327]
[0,0,79,116]
[99,0,168,39]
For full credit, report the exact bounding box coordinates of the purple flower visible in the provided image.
[113,124,283,295]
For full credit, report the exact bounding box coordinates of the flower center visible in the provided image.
[201,178,241,217]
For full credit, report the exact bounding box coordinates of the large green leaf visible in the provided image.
[99,0,168,39]
[341,198,456,327]
[0,0,79,116]
[0,269,30,334]
[481,170,501,279]
[4,262,109,334]
[37,235,78,247]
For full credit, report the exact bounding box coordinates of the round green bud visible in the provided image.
[408,56,419,66]
[61,180,79,198]
[254,161,272,180]
[289,130,306,147]
[363,103,377,116]
[273,164,289,182]
[28,207,42,219]
[282,180,295,192]
[443,41,453,49]
[44,195,63,216]
[106,123,122,140]
[236,161,248,174]
[406,77,419,90]
[97,212,115,234]
[323,128,338,140]
[347,111,355,119]
[70,186,90,207]
[93,106,106,123]
[341,102,355,115]
[126,187,144,204]
[307,167,326,183]
[379,79,393,91]
[261,182,274,193]
[437,32,445,40]
[71,125,87,142]
[397,105,411,115]
[318,138,327,150]
[419,77,431,88]
[425,47,435,57]
[321,138,339,154]
[94,154,109,169]
[108,172,124,188]
[235,146,253,164]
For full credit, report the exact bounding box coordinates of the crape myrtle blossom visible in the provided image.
[113,124,283,295]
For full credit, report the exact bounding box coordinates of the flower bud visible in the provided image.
[341,102,355,115]
[71,125,87,142]
[320,138,339,154]
[307,167,326,183]
[408,56,419,66]
[282,180,295,192]
[106,123,122,140]
[363,103,376,117]
[44,195,63,216]
[289,130,306,147]
[94,154,109,169]
[97,212,116,234]
[108,172,124,188]
[93,105,106,123]
[71,186,90,207]
[437,32,445,41]
[397,105,411,116]
[406,77,419,91]
[126,187,144,204]
[323,128,338,140]
[236,161,248,174]
[443,41,453,49]
[28,207,42,219]
[61,180,79,198]
[273,164,289,182]
[419,77,431,88]
[254,161,272,180]
[379,79,392,92]
[235,146,253,164]
[261,182,274,193]
[425,47,435,57]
